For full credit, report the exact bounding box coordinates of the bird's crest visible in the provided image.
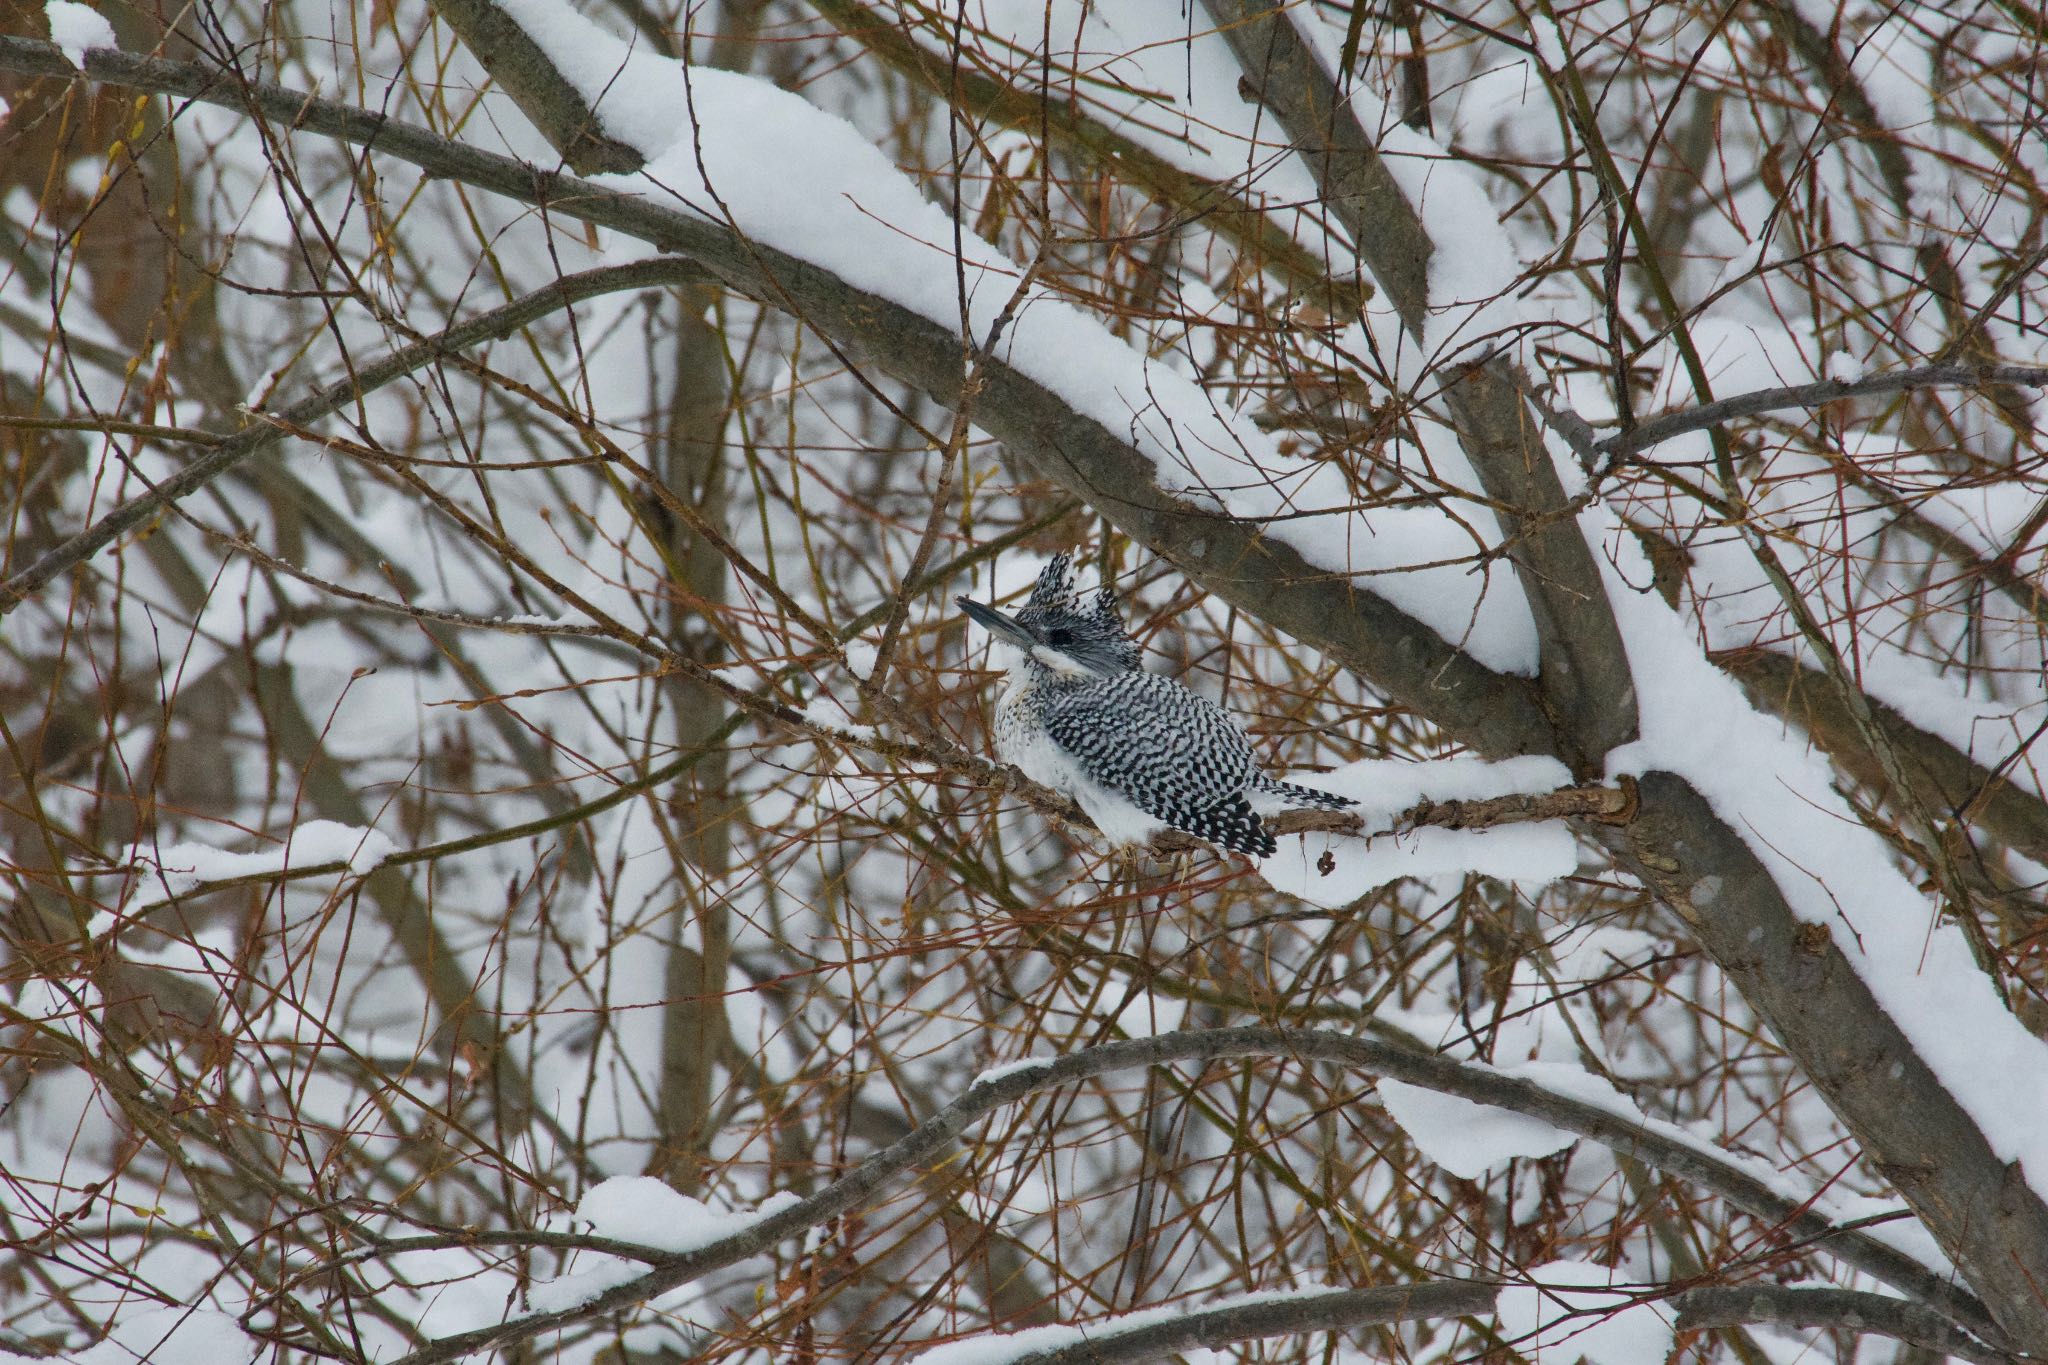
[1015,554,1141,674]
[1026,554,1079,614]
[1025,555,1122,626]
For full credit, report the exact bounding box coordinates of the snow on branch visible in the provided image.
[0,33,1556,771]
[905,1277,2017,1365]
[461,0,1540,673]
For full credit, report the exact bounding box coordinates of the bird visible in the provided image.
[956,554,1355,857]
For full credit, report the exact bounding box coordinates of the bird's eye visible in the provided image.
[1045,628,1073,647]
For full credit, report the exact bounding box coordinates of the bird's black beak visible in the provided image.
[956,596,1037,649]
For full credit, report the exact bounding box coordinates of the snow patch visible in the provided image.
[802,694,877,742]
[578,1177,798,1253]
[1264,823,1578,904]
[528,1180,801,1313]
[489,0,685,156]
[1379,1078,1575,1177]
[43,1,115,68]
[1312,754,1571,827]
[843,639,879,680]
[62,1307,250,1363]
[127,820,397,896]
[973,1057,1056,1088]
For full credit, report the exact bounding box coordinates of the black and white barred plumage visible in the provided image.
[957,555,1354,857]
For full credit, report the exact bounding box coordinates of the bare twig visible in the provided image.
[0,257,711,613]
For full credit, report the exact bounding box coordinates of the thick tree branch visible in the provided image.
[1610,773,2048,1347]
[426,0,644,172]
[0,33,1554,761]
[1200,0,1640,776]
[1676,1285,2028,1365]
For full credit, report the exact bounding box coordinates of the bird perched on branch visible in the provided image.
[957,555,1354,857]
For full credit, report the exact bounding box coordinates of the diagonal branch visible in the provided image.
[1676,1285,2028,1365]
[1200,0,1639,775]
[0,33,1554,762]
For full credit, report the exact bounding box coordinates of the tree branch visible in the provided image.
[1675,1285,2027,1365]
[922,1281,2029,1365]
[0,255,710,611]
[1151,778,1639,851]
[425,0,644,173]
[1597,364,2048,459]
[910,1282,1502,1365]
[1200,0,1640,776]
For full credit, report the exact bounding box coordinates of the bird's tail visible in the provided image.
[1251,774,1356,811]
[1178,796,1278,858]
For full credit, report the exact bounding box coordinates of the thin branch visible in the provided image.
[1597,363,2048,459]
[1151,778,1640,851]
[0,256,711,613]
[216,532,619,639]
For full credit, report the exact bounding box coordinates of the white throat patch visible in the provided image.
[1030,645,1096,679]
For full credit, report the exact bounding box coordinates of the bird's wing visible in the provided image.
[1042,672,1262,838]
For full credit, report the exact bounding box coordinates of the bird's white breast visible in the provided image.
[994,677,1163,847]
